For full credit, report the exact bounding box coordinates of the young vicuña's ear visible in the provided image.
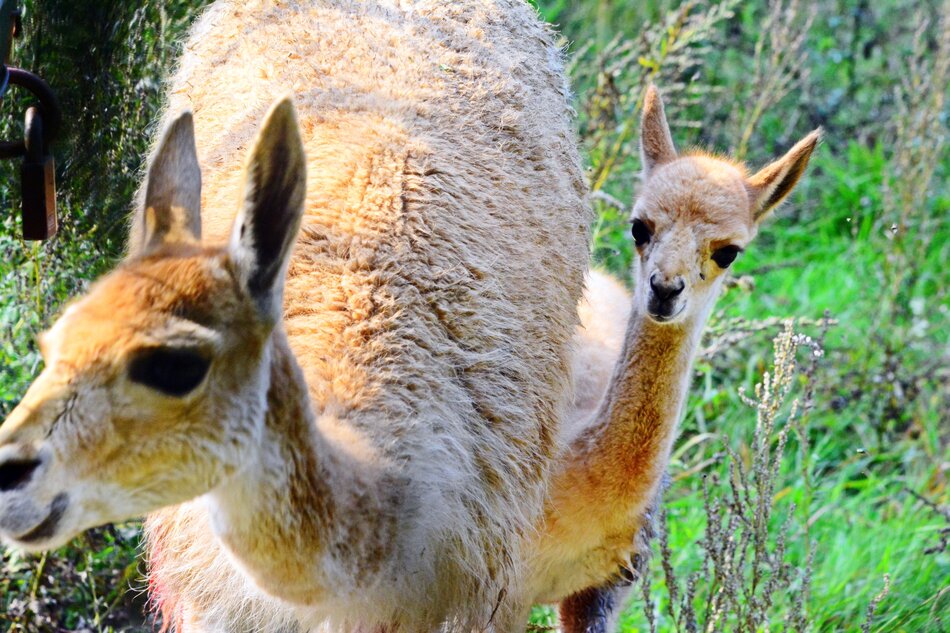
[229,97,307,322]
[134,111,202,256]
[640,84,677,177]
[746,129,822,222]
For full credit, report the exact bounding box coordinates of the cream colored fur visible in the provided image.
[0,1,590,631]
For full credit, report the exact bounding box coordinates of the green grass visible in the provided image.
[1,0,948,630]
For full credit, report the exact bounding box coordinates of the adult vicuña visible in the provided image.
[0,1,589,630]
[533,86,820,631]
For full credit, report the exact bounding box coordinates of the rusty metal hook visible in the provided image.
[0,66,61,159]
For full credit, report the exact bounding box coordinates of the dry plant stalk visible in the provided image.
[733,0,816,160]
[881,6,949,284]
[699,314,835,362]
[642,321,825,632]
[571,0,741,192]
[861,574,891,633]
[869,5,949,425]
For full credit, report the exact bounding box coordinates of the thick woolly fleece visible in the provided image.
[141,1,589,631]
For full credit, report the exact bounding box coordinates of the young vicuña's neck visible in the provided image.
[612,306,704,431]
[576,295,714,498]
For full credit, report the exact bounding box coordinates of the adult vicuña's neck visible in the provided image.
[204,330,339,603]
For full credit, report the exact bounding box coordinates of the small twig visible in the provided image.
[861,574,891,633]
[591,190,629,214]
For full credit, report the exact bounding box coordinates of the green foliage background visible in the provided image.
[0,0,947,631]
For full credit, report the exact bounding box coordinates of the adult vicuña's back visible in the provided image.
[0,1,590,630]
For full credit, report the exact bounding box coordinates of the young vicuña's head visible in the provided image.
[0,98,306,551]
[631,85,820,324]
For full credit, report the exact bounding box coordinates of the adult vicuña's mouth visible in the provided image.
[15,493,68,544]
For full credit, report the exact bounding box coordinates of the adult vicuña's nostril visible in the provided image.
[0,458,41,492]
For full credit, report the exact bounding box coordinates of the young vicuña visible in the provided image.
[532,86,819,632]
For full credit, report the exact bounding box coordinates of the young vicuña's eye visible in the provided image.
[129,348,211,397]
[711,245,743,269]
[631,218,652,247]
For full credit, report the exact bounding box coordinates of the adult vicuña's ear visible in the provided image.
[132,111,202,256]
[229,97,307,322]
[640,84,677,177]
[747,129,822,222]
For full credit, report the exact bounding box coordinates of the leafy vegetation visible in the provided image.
[1,0,947,631]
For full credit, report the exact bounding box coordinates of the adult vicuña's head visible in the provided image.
[631,85,820,324]
[0,97,307,551]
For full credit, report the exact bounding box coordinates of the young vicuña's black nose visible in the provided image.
[0,458,41,492]
[650,274,685,301]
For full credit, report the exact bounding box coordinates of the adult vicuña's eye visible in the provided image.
[129,348,211,397]
[711,245,743,269]
[631,219,652,247]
